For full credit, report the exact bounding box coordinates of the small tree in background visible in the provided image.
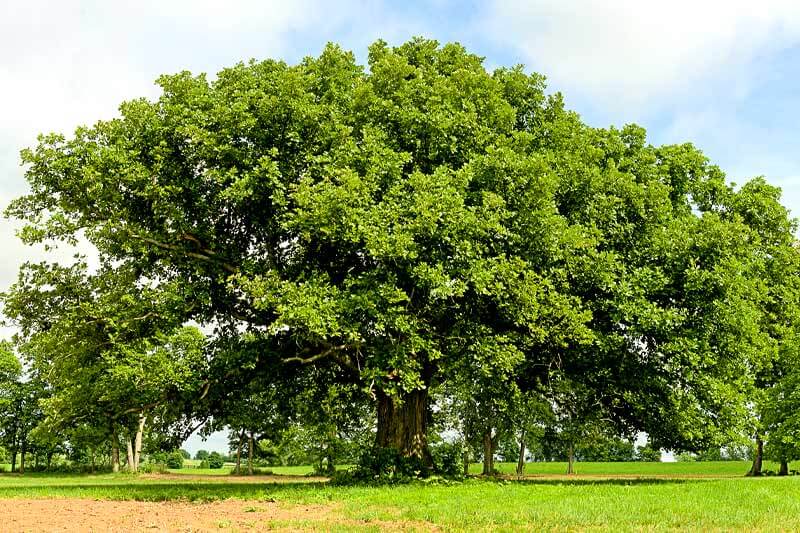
[207,452,224,469]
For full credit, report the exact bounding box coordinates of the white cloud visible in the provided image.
[0,0,378,301]
[484,0,800,117]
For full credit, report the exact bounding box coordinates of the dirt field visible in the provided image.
[2,499,437,531]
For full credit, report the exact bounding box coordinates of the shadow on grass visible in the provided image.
[507,477,712,487]
[0,474,754,501]
[0,481,331,502]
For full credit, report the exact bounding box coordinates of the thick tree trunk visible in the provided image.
[482,429,495,476]
[375,389,432,468]
[133,414,146,472]
[126,438,135,472]
[248,432,254,475]
[567,442,575,475]
[779,459,789,476]
[235,430,243,474]
[516,429,526,476]
[749,436,763,476]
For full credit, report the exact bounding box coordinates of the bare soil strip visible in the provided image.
[1,499,438,532]
[140,473,329,483]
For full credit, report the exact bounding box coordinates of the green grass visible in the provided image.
[473,460,779,476]
[1,462,798,530]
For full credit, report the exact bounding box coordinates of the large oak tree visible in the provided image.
[6,38,788,464]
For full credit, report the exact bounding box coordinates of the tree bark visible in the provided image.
[126,438,135,472]
[567,442,575,475]
[516,429,526,476]
[235,430,244,475]
[10,449,17,474]
[749,436,763,476]
[111,437,120,473]
[375,389,432,468]
[248,432,254,475]
[19,442,26,475]
[779,459,789,476]
[482,429,495,476]
[463,447,470,477]
[133,414,146,472]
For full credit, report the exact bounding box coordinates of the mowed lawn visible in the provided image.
[0,462,798,530]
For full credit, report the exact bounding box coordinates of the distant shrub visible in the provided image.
[199,460,210,469]
[430,442,465,479]
[139,462,167,474]
[207,452,224,469]
[166,450,184,469]
[229,467,272,476]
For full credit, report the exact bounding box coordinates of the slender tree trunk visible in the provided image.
[516,429,526,476]
[567,442,575,475]
[248,432,254,475]
[235,430,243,475]
[19,442,26,475]
[482,429,495,476]
[133,414,146,472]
[375,389,432,468]
[35,453,39,470]
[90,448,96,474]
[779,459,789,476]
[47,451,53,471]
[126,438,135,472]
[111,437,120,473]
[326,447,335,474]
[10,450,17,473]
[463,447,470,477]
[749,436,763,476]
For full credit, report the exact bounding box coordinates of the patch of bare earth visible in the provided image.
[139,473,328,484]
[1,499,438,532]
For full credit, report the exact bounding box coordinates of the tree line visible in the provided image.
[2,38,799,477]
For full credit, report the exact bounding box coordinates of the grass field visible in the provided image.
[1,461,798,530]
[171,459,777,477]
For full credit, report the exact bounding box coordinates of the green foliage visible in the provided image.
[333,447,430,485]
[166,450,185,469]
[635,443,662,462]
[430,442,466,478]
[3,37,800,476]
[139,462,167,474]
[207,452,224,469]
[195,450,209,460]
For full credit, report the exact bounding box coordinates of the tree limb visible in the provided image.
[129,232,238,274]
[282,344,350,365]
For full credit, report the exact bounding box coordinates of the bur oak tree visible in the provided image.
[6,38,790,466]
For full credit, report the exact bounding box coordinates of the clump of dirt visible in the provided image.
[4,499,438,531]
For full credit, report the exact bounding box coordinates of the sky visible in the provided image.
[2,0,800,455]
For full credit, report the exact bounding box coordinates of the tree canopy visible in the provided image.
[4,37,799,470]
